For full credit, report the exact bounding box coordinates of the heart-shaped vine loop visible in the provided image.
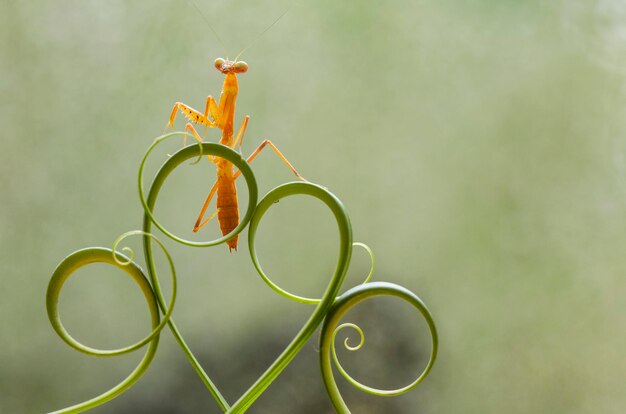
[46,132,438,414]
[225,181,353,413]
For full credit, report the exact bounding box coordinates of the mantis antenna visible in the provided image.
[234,2,297,61]
[185,0,299,60]
[184,0,226,52]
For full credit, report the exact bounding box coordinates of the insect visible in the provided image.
[165,57,305,251]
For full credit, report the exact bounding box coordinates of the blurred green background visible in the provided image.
[1,0,625,412]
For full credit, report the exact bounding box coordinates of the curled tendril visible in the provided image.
[138,132,258,248]
[157,131,204,164]
[111,230,178,343]
[352,242,374,285]
[336,323,364,351]
[45,230,178,413]
[319,282,438,413]
[112,243,135,266]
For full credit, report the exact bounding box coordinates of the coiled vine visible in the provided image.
[46,132,439,413]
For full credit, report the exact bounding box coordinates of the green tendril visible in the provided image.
[319,282,439,412]
[138,133,257,247]
[45,230,178,413]
[111,231,178,351]
[336,323,364,351]
[155,131,204,164]
[188,134,205,165]
[352,242,374,285]
[112,242,135,266]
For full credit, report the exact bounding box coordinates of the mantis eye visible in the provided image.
[214,58,226,71]
[233,61,248,73]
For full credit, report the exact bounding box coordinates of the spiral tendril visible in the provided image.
[112,240,135,266]
[319,282,438,412]
[111,231,178,340]
[336,323,364,351]
[45,230,178,413]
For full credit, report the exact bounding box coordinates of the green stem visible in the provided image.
[227,181,353,413]
[140,139,258,411]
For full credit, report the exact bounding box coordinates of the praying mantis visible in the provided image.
[165,57,305,251]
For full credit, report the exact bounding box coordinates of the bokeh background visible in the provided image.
[1,0,625,412]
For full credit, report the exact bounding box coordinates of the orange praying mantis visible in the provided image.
[164,57,306,251]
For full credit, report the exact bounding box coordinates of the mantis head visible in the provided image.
[214,58,248,74]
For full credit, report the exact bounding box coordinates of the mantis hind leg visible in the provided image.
[234,139,306,181]
[193,180,219,232]
[191,116,248,233]
[193,139,306,234]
